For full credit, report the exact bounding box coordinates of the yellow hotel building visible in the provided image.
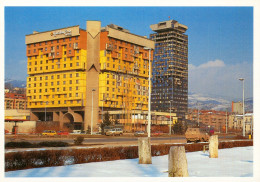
[26,21,163,132]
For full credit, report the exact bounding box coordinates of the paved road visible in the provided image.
[5,134,236,146]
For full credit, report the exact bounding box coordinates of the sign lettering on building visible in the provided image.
[51,30,72,37]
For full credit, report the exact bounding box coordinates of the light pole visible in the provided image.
[226,109,228,134]
[239,78,245,137]
[44,101,48,121]
[91,89,96,135]
[169,100,172,135]
[197,102,200,126]
[144,47,151,137]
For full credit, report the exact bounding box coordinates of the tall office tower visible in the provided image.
[26,21,154,131]
[150,20,188,122]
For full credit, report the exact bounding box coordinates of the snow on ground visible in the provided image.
[5,146,253,177]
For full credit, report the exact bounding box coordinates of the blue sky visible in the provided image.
[4,6,253,100]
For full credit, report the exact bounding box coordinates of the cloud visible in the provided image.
[188,60,253,100]
[189,59,225,70]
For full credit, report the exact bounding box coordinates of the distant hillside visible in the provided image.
[188,93,253,112]
[5,79,26,88]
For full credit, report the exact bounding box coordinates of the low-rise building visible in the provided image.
[187,109,229,132]
[229,113,253,134]
[5,93,27,110]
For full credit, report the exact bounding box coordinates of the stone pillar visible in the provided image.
[168,146,189,177]
[138,137,152,164]
[209,135,218,158]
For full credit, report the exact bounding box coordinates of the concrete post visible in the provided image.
[209,135,218,158]
[138,137,152,164]
[168,146,189,177]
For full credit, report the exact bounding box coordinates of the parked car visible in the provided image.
[105,128,123,136]
[134,131,145,136]
[42,130,57,136]
[153,131,163,136]
[185,128,209,143]
[4,129,9,134]
[57,131,69,136]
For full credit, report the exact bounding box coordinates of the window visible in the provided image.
[64,64,66,68]
[64,51,66,55]
[70,57,72,61]
[63,74,66,78]
[77,56,79,60]
[63,38,65,42]
[70,80,72,84]
[63,81,66,85]
[69,50,71,54]
[76,73,79,77]
[76,80,79,84]
[64,58,66,61]
[75,36,78,40]
[28,50,30,54]
[70,63,73,67]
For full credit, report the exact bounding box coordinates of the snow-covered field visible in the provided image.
[5,146,253,177]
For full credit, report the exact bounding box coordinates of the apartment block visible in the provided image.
[187,109,228,132]
[26,21,155,131]
[5,93,27,110]
[150,20,188,122]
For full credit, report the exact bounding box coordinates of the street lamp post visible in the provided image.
[169,101,172,135]
[239,78,245,137]
[44,101,48,122]
[197,102,200,126]
[91,89,96,135]
[226,109,228,134]
[144,47,151,137]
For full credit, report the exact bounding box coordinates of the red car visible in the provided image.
[153,131,163,136]
[57,131,69,136]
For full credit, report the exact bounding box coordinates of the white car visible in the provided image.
[105,128,123,136]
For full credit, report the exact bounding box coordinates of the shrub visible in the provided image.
[5,142,34,148]
[74,136,84,145]
[38,141,69,147]
[5,140,253,172]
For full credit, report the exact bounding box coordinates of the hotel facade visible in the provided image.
[150,20,188,122]
[26,21,164,132]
